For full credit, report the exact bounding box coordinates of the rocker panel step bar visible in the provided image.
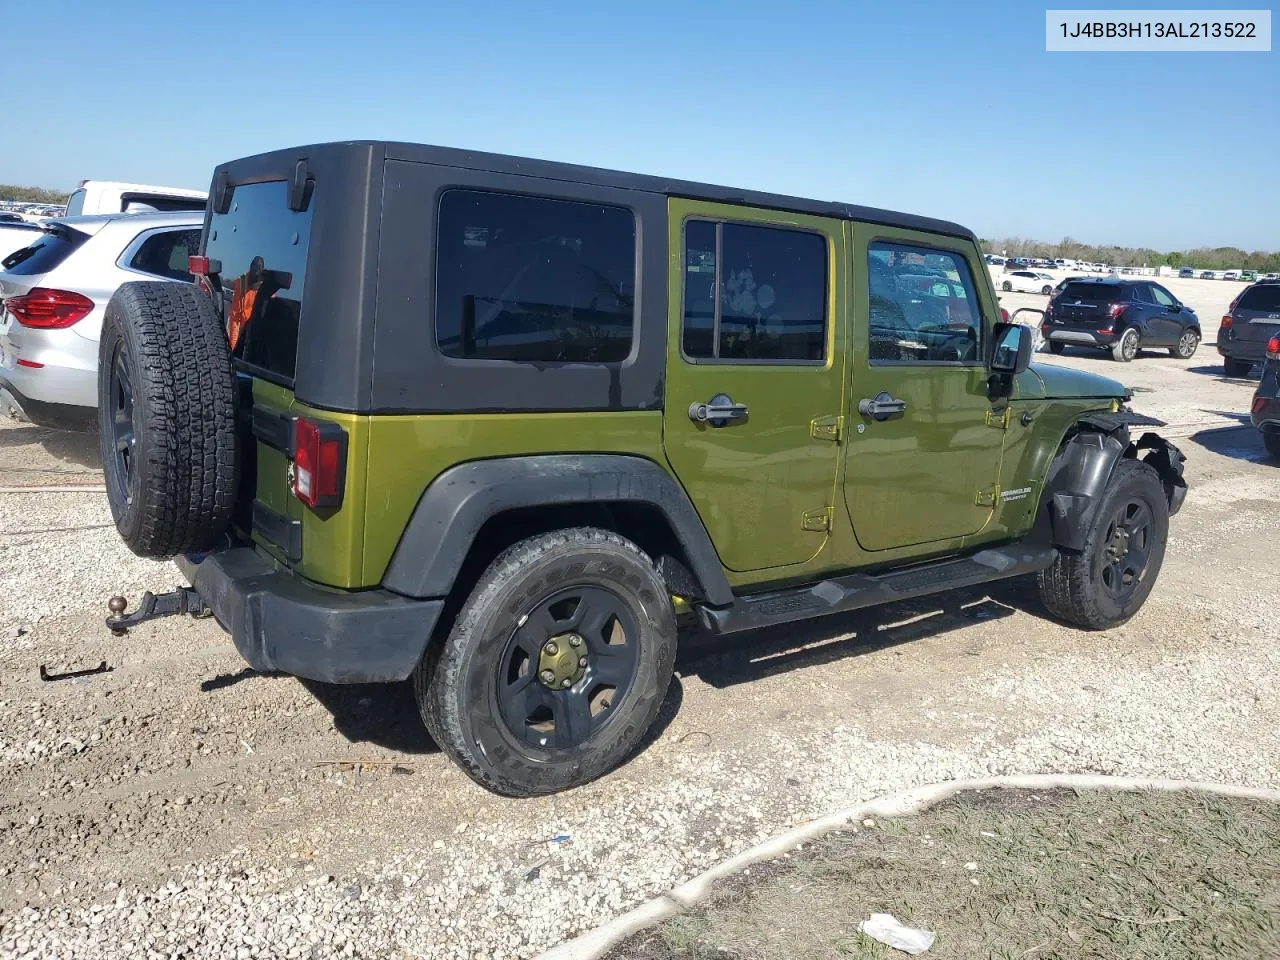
[697,545,1057,636]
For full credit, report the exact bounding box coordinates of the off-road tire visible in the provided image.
[1037,459,1169,630]
[414,528,676,796]
[98,282,238,558]
[1170,329,1200,359]
[1223,358,1252,378]
[1048,341,1066,355]
[1264,432,1280,461]
[1110,327,1140,362]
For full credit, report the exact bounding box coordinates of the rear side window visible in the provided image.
[126,228,200,282]
[0,227,89,275]
[1058,282,1123,303]
[435,190,636,363]
[206,180,313,382]
[64,190,85,217]
[1238,285,1280,312]
[682,219,827,362]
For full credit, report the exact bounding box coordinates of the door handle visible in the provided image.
[688,393,749,427]
[857,392,907,422]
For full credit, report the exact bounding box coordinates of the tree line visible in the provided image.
[980,236,1280,273]
[0,184,71,204]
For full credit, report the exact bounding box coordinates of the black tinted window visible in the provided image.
[1,226,88,275]
[207,180,313,382]
[682,220,826,362]
[128,228,200,282]
[867,242,983,363]
[1058,282,1123,303]
[1131,285,1154,304]
[1238,285,1280,312]
[435,190,635,363]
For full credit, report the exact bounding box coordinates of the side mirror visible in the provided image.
[989,322,1033,375]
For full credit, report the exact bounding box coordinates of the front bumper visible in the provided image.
[178,548,442,684]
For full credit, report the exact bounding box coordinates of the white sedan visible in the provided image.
[999,270,1057,295]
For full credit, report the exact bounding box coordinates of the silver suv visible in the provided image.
[0,211,203,429]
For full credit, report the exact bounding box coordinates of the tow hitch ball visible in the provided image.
[105,587,210,636]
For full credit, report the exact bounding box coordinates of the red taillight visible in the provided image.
[1098,327,1113,335]
[188,255,210,276]
[1000,307,1009,323]
[1107,303,1128,320]
[1267,336,1280,360]
[5,288,95,328]
[1220,315,1233,329]
[291,417,346,509]
[16,358,43,368]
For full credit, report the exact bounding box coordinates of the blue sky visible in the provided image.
[1,0,1274,250]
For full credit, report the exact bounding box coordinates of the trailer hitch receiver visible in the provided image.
[106,587,210,635]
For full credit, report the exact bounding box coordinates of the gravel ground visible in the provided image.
[1,311,1276,958]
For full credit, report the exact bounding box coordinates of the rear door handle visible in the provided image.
[688,393,749,427]
[857,392,907,422]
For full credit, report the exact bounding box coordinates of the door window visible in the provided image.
[1149,284,1176,307]
[867,241,984,363]
[681,219,827,362]
[1131,284,1154,304]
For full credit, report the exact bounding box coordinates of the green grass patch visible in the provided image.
[608,788,1280,959]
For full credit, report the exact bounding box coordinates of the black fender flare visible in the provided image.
[380,454,734,606]
[1036,413,1187,553]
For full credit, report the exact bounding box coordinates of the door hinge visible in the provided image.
[985,406,1012,430]
[801,507,833,532]
[976,484,1001,507]
[810,414,843,443]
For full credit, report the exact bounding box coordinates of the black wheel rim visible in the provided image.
[107,346,136,507]
[495,585,641,750]
[1098,498,1152,602]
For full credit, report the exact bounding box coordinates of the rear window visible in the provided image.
[0,226,89,275]
[126,228,200,282]
[1058,282,1123,303]
[1237,285,1280,312]
[207,180,313,382]
[434,189,636,363]
[121,193,207,214]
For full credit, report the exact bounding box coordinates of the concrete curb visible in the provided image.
[538,773,1280,960]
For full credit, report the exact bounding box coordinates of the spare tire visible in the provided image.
[98,282,239,558]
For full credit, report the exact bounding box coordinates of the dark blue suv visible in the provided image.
[1041,278,1202,363]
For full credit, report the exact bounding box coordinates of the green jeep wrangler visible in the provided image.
[98,141,1186,797]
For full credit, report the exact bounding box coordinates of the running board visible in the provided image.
[696,546,1057,636]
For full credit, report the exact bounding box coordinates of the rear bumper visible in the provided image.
[1044,327,1116,346]
[178,548,442,684]
[0,380,97,431]
[1218,339,1266,361]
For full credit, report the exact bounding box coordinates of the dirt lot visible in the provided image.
[1,280,1276,959]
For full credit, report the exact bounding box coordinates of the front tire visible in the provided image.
[1110,327,1139,362]
[1041,285,1053,295]
[1170,329,1200,359]
[415,528,676,796]
[1037,459,1169,630]
[1002,281,1013,292]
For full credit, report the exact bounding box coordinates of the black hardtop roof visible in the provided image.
[221,140,977,241]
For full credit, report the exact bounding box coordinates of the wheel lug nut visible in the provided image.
[540,669,555,683]
[544,641,558,655]
[578,656,588,668]
[568,635,581,648]
[561,678,572,688]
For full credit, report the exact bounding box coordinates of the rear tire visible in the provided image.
[1048,341,1066,355]
[1037,459,1169,630]
[1264,432,1280,461]
[1170,329,1200,359]
[415,528,676,796]
[1223,358,1252,377]
[97,282,238,559]
[1002,281,1013,291]
[1041,285,1052,295]
[1110,328,1139,362]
